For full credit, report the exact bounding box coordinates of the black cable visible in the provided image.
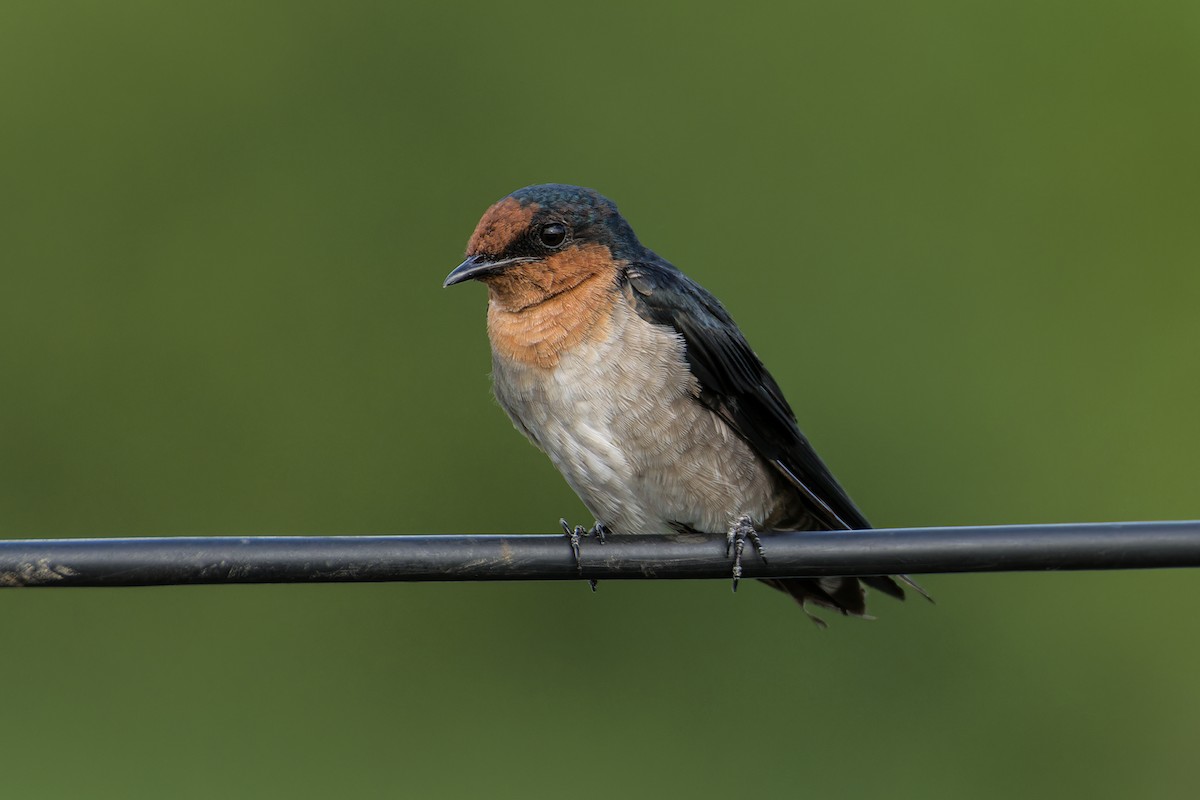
[1,520,1198,588]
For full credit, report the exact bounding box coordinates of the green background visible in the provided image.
[2,2,1198,798]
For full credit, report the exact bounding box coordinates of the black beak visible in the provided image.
[443,255,534,288]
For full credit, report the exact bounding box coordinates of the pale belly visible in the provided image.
[490,300,781,535]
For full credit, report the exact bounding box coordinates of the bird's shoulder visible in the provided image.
[619,257,871,531]
[620,259,794,425]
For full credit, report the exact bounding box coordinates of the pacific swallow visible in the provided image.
[444,184,924,624]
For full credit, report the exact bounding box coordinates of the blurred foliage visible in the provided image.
[1,1,1199,798]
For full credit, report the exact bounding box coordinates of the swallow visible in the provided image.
[444,184,925,624]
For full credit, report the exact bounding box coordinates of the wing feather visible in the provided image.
[621,259,870,532]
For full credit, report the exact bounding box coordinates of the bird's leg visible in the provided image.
[559,519,608,592]
[726,514,768,592]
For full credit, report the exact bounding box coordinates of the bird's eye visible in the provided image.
[538,222,568,249]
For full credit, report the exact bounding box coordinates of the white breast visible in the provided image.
[490,296,779,535]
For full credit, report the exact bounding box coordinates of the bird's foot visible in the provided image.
[725,514,768,593]
[559,519,608,592]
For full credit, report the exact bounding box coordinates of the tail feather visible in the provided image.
[896,574,935,602]
[761,577,868,618]
[762,573,931,623]
[862,575,907,601]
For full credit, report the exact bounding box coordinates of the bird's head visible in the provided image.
[444,184,643,311]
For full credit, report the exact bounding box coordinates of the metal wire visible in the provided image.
[1,520,1198,588]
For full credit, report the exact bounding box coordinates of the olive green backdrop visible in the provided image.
[2,2,1198,798]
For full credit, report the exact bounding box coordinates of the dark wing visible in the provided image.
[621,259,870,532]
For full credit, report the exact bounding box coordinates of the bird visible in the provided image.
[444,184,924,624]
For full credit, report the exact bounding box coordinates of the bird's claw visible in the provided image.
[560,518,584,566]
[560,518,607,592]
[727,514,767,592]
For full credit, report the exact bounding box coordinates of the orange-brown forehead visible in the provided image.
[466,198,539,256]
